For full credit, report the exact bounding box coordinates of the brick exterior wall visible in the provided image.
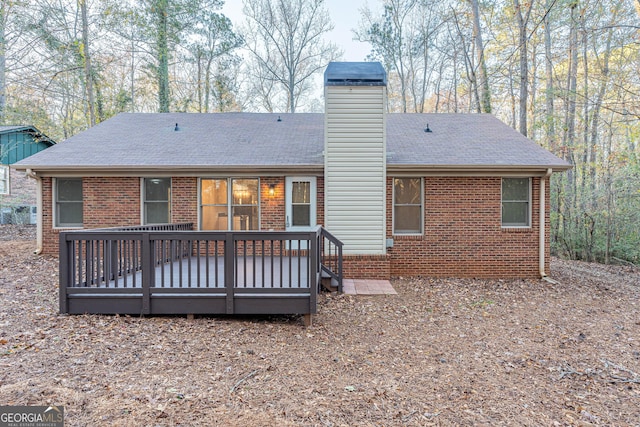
[42,177,141,255]
[260,176,325,230]
[342,255,390,279]
[260,177,285,230]
[171,177,197,224]
[386,176,549,279]
[41,176,321,254]
[83,177,140,228]
[39,174,550,280]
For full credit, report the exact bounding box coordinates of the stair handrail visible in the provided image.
[317,226,343,292]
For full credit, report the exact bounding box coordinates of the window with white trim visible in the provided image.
[0,165,9,195]
[55,178,83,227]
[143,178,171,224]
[200,178,259,230]
[393,177,423,234]
[502,178,531,227]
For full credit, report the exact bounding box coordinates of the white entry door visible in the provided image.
[285,177,317,249]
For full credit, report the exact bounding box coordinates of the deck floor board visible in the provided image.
[80,256,311,289]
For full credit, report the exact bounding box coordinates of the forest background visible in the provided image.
[1,0,638,265]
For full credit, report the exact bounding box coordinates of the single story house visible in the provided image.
[1,125,56,224]
[14,62,570,280]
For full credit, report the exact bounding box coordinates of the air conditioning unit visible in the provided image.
[0,205,36,224]
[14,206,30,225]
[30,206,37,225]
[0,208,11,224]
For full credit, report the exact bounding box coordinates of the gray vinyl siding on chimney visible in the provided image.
[324,85,387,255]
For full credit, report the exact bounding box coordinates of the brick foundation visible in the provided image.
[342,255,390,279]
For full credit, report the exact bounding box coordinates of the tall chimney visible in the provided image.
[324,62,387,255]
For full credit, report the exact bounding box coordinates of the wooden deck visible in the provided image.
[60,225,343,317]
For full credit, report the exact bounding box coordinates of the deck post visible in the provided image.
[225,233,234,314]
[141,232,151,315]
[303,314,313,327]
[309,230,318,314]
[59,232,69,314]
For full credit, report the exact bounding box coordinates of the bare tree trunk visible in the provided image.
[589,14,616,210]
[561,2,579,259]
[157,0,170,113]
[604,116,614,264]
[94,79,105,122]
[196,50,203,112]
[529,40,537,139]
[452,9,480,113]
[389,0,417,113]
[79,0,95,126]
[544,0,555,151]
[204,57,213,113]
[434,60,445,113]
[130,31,135,113]
[0,1,6,123]
[509,63,517,129]
[452,52,458,113]
[565,2,578,200]
[514,0,534,136]
[580,13,589,224]
[417,18,433,113]
[469,0,491,113]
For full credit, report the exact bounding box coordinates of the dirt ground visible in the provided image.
[0,225,639,426]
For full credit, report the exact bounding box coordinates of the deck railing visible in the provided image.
[319,227,343,292]
[90,223,195,232]
[59,224,342,316]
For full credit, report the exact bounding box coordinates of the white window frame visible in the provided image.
[0,165,9,195]
[501,177,532,228]
[392,177,424,236]
[199,177,261,231]
[53,177,83,229]
[141,178,172,225]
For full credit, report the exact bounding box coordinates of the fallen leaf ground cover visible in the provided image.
[0,225,639,426]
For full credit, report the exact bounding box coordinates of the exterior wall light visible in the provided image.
[269,184,276,196]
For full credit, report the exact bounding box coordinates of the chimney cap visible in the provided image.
[324,62,387,87]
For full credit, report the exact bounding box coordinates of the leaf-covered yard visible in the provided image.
[1,225,639,426]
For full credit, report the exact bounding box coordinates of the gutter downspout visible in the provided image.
[539,168,553,278]
[26,169,43,255]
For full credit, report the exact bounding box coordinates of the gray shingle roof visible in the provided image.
[14,112,570,172]
[386,113,568,169]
